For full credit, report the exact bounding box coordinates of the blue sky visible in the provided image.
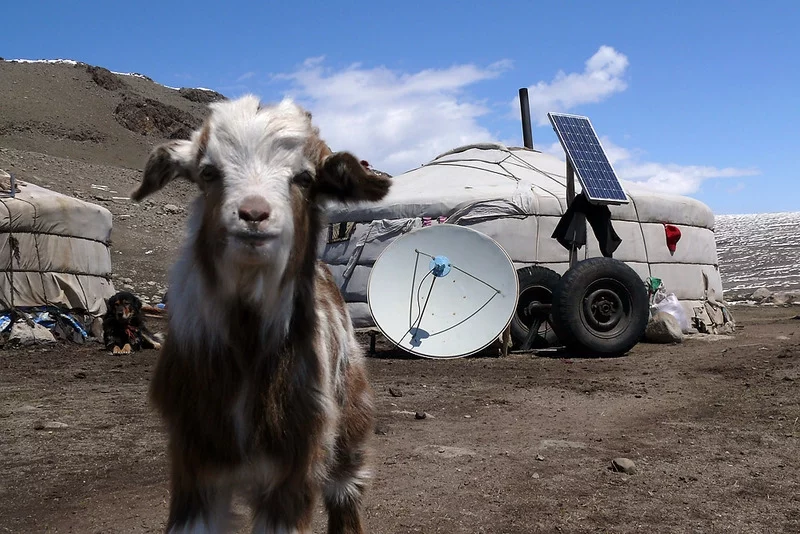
[4,0,799,214]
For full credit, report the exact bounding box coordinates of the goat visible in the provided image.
[131,95,391,533]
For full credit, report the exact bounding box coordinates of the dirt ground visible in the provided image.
[0,305,798,534]
[3,58,798,533]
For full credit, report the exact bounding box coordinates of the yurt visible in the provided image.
[321,143,728,340]
[0,174,116,318]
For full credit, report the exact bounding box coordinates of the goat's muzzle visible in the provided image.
[229,195,280,248]
[231,229,278,247]
[238,195,272,223]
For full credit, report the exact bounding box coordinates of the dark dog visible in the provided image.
[102,291,163,354]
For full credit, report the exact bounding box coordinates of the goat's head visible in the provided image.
[131,95,390,279]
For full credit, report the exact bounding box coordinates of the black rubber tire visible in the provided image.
[510,266,562,349]
[551,257,649,356]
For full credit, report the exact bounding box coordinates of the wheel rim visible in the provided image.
[516,285,554,336]
[580,278,632,339]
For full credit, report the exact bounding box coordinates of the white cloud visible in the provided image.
[727,182,746,194]
[619,161,758,195]
[267,52,755,195]
[236,71,256,82]
[545,136,759,195]
[514,45,629,125]
[598,137,759,194]
[273,58,511,174]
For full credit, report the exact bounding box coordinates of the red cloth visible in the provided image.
[664,224,681,252]
[125,324,138,341]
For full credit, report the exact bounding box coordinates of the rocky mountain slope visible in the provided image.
[0,58,228,303]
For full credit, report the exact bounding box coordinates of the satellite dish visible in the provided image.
[367,224,519,359]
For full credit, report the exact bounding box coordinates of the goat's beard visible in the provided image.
[216,257,292,312]
[216,233,293,299]
[228,236,277,264]
[225,228,292,267]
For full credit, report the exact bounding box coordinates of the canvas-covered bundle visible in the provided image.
[320,144,727,331]
[0,180,116,316]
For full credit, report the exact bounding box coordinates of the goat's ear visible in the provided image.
[314,152,391,203]
[131,140,195,201]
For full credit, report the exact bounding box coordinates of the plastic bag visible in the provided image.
[654,293,690,333]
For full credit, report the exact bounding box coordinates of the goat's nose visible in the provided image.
[238,196,271,223]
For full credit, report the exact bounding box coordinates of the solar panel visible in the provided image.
[547,112,629,205]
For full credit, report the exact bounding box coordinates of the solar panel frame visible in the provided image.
[547,112,629,205]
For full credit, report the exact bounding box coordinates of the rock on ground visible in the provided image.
[768,291,800,306]
[645,311,684,344]
[44,421,68,429]
[611,457,636,474]
[750,287,772,301]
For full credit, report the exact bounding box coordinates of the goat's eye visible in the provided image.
[200,165,222,183]
[292,170,313,188]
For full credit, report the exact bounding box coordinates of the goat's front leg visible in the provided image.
[250,476,317,534]
[164,442,233,533]
[325,487,366,534]
[322,436,370,534]
[323,361,374,534]
[165,476,232,534]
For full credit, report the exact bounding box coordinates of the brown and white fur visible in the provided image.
[131,95,391,534]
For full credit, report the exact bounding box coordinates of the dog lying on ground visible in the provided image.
[102,291,163,354]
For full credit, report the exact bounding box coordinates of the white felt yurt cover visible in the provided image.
[0,179,116,316]
[321,144,724,329]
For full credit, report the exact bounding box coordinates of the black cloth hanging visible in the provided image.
[551,193,622,258]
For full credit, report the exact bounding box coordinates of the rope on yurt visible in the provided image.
[0,195,17,308]
[0,195,112,312]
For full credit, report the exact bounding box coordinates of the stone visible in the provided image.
[44,421,68,429]
[388,387,403,398]
[750,287,772,301]
[35,421,68,430]
[611,457,636,474]
[164,204,182,214]
[645,311,684,344]
[9,322,56,346]
[769,291,799,306]
[414,411,427,420]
